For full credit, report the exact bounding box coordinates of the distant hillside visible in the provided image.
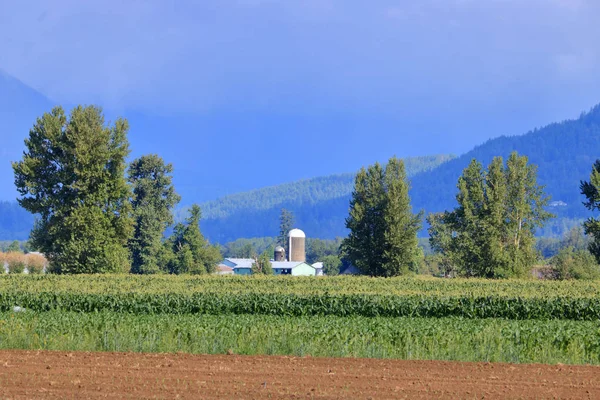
[0,70,53,200]
[0,202,34,241]
[198,155,454,242]
[410,105,600,219]
[199,104,600,242]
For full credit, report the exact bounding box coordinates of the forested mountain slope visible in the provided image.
[0,202,34,240]
[198,155,455,242]
[200,104,600,242]
[410,105,600,219]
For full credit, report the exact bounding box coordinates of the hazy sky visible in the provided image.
[1,0,600,200]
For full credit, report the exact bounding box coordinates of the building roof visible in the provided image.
[223,258,254,269]
[222,258,316,271]
[271,261,314,270]
[312,262,323,269]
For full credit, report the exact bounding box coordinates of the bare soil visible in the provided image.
[0,350,599,399]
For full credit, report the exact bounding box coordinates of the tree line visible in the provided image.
[11,105,600,279]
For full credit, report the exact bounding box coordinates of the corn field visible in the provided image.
[0,274,599,320]
[1,274,600,364]
[0,311,599,364]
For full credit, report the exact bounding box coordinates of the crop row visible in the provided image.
[1,274,600,297]
[1,311,599,364]
[1,276,600,319]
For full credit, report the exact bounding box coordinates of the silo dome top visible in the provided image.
[288,228,306,238]
[275,246,285,252]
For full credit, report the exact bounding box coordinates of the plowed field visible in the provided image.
[1,351,599,399]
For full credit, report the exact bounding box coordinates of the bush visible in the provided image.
[550,247,600,280]
[4,252,26,274]
[26,254,46,274]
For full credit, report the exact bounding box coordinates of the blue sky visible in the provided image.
[1,0,600,202]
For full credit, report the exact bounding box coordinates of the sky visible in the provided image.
[1,0,600,201]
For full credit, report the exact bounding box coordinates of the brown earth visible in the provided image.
[0,350,599,399]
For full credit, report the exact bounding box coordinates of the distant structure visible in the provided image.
[218,227,330,276]
[288,228,306,262]
[219,258,317,276]
[274,246,286,262]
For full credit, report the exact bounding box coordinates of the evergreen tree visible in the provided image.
[12,106,133,273]
[168,204,221,274]
[429,152,551,278]
[580,160,600,263]
[128,155,180,274]
[277,208,294,259]
[342,157,422,276]
[6,240,21,253]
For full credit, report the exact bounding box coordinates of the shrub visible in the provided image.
[26,254,46,274]
[550,247,600,280]
[5,252,26,274]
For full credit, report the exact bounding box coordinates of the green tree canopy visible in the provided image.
[277,208,294,259]
[428,152,552,278]
[6,240,21,253]
[342,157,422,276]
[128,155,180,274]
[167,204,221,274]
[321,254,341,276]
[251,250,274,275]
[12,106,133,273]
[580,160,600,263]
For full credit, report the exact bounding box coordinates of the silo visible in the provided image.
[288,229,306,262]
[274,246,286,262]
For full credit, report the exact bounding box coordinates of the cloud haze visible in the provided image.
[1,0,598,115]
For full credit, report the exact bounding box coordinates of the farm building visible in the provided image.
[219,258,318,276]
[218,228,325,276]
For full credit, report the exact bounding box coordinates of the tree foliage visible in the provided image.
[580,159,600,263]
[428,152,552,278]
[12,106,133,273]
[6,240,22,253]
[342,157,422,276]
[277,208,294,259]
[550,247,600,280]
[128,155,180,274]
[251,251,274,275]
[167,205,221,274]
[321,254,341,276]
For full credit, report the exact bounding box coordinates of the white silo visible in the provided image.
[288,229,306,262]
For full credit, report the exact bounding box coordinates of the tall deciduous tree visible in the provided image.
[381,157,423,275]
[429,152,552,278]
[167,204,221,274]
[12,106,133,273]
[278,208,294,259]
[581,160,600,263]
[342,157,422,276]
[128,155,180,274]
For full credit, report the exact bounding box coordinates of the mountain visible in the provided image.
[410,105,600,219]
[1,70,599,242]
[0,201,34,241]
[198,155,454,242]
[0,70,53,201]
[199,104,600,242]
